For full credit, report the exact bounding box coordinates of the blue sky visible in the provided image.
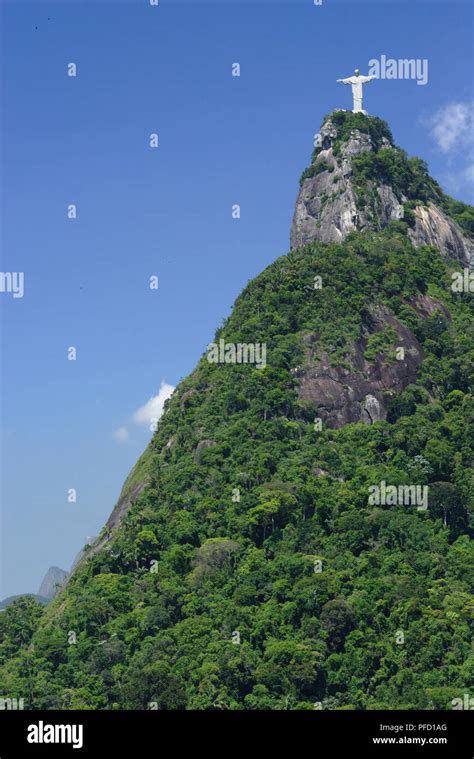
[1,0,473,599]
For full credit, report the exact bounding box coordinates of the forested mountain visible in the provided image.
[1,112,472,710]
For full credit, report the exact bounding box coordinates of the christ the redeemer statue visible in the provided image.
[337,68,375,113]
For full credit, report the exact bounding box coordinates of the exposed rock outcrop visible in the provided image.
[195,439,216,462]
[291,113,473,266]
[408,293,451,320]
[106,480,147,532]
[291,120,404,248]
[297,303,424,428]
[180,389,196,410]
[68,480,148,574]
[70,536,97,570]
[408,202,474,266]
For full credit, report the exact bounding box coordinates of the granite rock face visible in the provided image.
[291,114,473,266]
[291,117,401,249]
[296,302,425,428]
[408,202,474,266]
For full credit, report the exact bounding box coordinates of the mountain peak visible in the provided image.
[291,110,474,266]
[37,566,68,601]
[317,110,395,152]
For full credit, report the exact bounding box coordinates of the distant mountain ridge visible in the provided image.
[0,594,49,611]
[0,537,97,610]
[37,566,68,600]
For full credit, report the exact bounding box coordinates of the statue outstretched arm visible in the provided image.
[359,75,375,83]
[336,77,352,84]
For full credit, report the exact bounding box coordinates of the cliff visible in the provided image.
[291,111,474,268]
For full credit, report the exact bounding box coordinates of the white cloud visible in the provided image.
[428,101,474,153]
[133,381,175,427]
[113,426,129,442]
[424,101,474,198]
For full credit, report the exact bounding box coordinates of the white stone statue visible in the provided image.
[337,69,375,113]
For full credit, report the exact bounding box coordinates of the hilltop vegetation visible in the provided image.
[1,224,472,710]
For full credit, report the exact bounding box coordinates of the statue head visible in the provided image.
[354,68,360,75]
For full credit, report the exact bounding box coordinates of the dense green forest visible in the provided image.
[1,113,473,710]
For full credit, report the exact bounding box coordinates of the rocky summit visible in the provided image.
[0,111,472,711]
[291,111,474,267]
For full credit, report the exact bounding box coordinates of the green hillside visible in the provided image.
[1,116,473,711]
